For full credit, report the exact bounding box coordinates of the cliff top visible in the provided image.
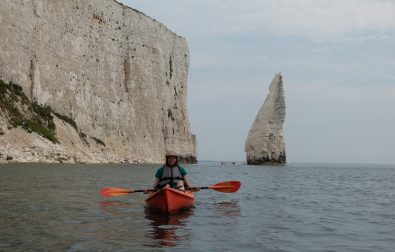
[112,0,185,39]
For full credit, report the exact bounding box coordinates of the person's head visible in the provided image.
[165,151,178,167]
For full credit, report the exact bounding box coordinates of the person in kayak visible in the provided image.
[151,151,196,191]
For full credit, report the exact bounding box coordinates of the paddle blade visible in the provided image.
[208,181,241,193]
[100,187,135,197]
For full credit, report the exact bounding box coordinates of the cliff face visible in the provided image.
[245,73,286,165]
[0,0,196,163]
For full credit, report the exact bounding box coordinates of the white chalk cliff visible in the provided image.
[0,0,196,163]
[245,73,286,165]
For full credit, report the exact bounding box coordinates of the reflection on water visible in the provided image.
[97,200,133,217]
[98,200,131,208]
[213,200,241,217]
[144,208,194,248]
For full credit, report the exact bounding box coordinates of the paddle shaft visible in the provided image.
[115,189,154,193]
[188,186,209,190]
[131,190,145,193]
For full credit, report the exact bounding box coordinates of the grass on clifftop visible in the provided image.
[0,79,59,143]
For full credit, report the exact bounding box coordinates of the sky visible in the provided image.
[118,0,395,164]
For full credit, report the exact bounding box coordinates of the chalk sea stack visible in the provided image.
[245,73,286,165]
[0,0,196,163]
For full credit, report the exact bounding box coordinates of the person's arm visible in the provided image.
[183,177,200,191]
[183,176,192,188]
[153,177,160,189]
[144,177,160,194]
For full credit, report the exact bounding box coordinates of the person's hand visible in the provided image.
[143,188,150,194]
[190,186,200,192]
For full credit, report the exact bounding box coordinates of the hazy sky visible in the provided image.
[119,0,395,164]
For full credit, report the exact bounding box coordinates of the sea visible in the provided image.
[0,162,394,251]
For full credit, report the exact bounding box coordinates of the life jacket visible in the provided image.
[157,165,185,189]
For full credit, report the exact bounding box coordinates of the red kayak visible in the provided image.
[145,186,195,213]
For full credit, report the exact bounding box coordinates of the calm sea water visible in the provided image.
[0,162,394,251]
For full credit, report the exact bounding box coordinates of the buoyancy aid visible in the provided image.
[157,165,184,188]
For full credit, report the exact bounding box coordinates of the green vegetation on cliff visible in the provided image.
[0,80,106,146]
[0,80,64,143]
[0,79,58,143]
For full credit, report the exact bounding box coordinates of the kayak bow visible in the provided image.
[145,187,194,213]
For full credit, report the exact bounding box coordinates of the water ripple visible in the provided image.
[1,162,395,251]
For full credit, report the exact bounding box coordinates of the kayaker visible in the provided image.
[150,151,197,192]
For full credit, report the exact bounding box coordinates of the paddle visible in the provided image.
[100,181,241,197]
[188,180,241,193]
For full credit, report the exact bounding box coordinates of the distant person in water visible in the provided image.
[152,151,195,191]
